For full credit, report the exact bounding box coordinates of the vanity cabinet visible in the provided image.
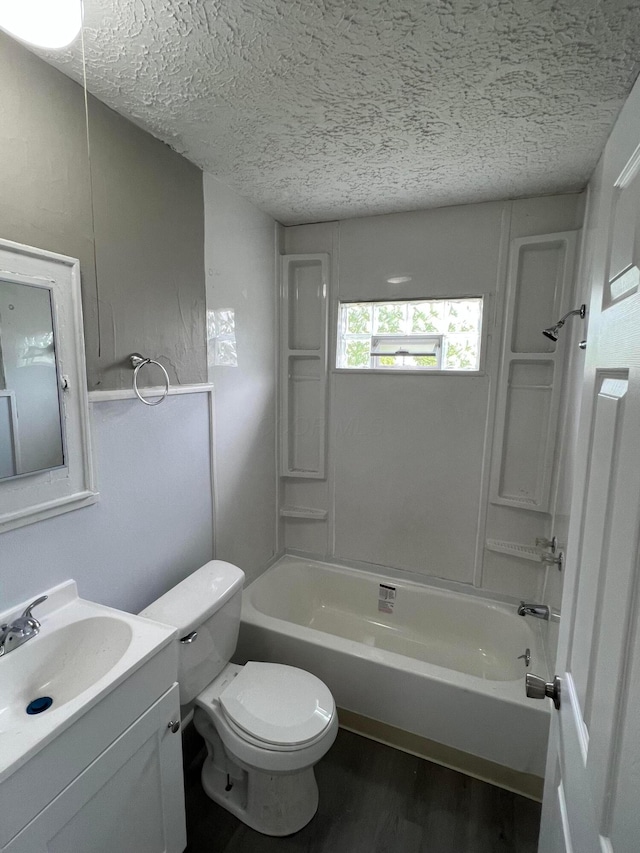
[2,683,186,853]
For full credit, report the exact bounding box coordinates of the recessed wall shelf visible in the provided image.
[279,253,329,479]
[279,506,328,520]
[485,539,542,562]
[489,231,579,513]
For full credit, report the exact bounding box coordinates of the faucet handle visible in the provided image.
[21,595,48,626]
[536,536,557,553]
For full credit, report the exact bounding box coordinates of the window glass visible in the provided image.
[337,297,483,371]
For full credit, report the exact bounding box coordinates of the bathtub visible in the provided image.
[236,556,550,785]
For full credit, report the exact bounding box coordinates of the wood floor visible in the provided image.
[184,729,541,853]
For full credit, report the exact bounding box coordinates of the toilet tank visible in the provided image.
[139,560,245,704]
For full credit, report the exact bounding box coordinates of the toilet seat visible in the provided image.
[219,661,335,750]
[222,712,332,752]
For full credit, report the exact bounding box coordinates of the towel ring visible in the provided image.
[129,353,170,406]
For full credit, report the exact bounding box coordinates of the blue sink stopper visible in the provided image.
[26,696,53,715]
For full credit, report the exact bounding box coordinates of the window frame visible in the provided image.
[369,334,443,369]
[334,295,486,376]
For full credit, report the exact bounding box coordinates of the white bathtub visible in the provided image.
[236,556,550,781]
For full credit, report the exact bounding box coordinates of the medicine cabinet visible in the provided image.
[0,238,97,533]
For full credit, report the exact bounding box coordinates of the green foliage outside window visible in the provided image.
[445,339,476,369]
[374,304,404,333]
[346,305,371,335]
[346,339,370,367]
[415,354,437,367]
[411,304,441,333]
[339,298,482,370]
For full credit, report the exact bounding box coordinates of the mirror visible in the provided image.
[0,279,65,479]
[0,239,96,533]
[0,29,98,531]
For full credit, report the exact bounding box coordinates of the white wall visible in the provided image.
[283,194,585,602]
[204,175,280,583]
[0,393,214,613]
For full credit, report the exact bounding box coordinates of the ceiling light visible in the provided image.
[0,0,82,49]
[386,276,412,285]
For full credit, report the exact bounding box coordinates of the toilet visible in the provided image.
[140,560,338,836]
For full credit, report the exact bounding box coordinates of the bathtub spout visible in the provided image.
[517,602,549,620]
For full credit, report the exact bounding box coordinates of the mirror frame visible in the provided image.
[0,237,97,532]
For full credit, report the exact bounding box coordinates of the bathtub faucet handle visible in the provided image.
[517,648,531,667]
[535,536,557,553]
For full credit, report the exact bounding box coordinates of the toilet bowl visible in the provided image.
[139,560,338,836]
[193,661,338,835]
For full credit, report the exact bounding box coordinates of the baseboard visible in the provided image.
[337,707,544,802]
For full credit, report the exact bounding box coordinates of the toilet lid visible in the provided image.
[219,662,335,747]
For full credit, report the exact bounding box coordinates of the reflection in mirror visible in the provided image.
[0,280,64,480]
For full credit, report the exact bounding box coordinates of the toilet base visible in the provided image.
[201,755,319,836]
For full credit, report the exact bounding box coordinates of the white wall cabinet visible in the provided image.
[3,684,186,853]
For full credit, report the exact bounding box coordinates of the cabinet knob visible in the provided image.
[168,720,180,734]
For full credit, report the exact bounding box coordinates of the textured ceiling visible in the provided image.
[43,0,640,225]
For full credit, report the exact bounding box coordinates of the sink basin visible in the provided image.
[0,616,133,729]
[0,581,176,783]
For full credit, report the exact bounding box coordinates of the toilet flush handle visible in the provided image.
[179,631,198,644]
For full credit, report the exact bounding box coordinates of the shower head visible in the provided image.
[542,325,560,342]
[541,304,586,342]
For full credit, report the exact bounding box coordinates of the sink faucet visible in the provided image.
[0,595,48,657]
[517,601,550,620]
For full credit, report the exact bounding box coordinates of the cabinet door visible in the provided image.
[4,684,186,853]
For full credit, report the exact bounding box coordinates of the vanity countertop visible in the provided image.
[0,580,176,783]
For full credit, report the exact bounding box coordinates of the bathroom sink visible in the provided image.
[0,616,132,724]
[0,580,176,784]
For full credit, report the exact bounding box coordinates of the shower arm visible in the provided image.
[555,304,586,328]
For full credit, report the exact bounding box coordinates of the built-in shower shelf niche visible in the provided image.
[485,539,543,562]
[490,231,579,513]
[280,253,329,479]
[280,506,328,520]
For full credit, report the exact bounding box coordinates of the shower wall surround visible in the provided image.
[204,176,280,583]
[282,194,586,605]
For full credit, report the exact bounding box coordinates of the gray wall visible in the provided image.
[0,34,213,614]
[0,32,206,391]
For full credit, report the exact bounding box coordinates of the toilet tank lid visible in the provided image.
[139,560,244,635]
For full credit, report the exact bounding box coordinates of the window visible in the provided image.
[336,297,483,371]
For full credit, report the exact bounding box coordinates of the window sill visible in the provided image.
[332,368,486,377]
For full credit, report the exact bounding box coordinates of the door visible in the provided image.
[4,684,186,853]
[538,89,640,853]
